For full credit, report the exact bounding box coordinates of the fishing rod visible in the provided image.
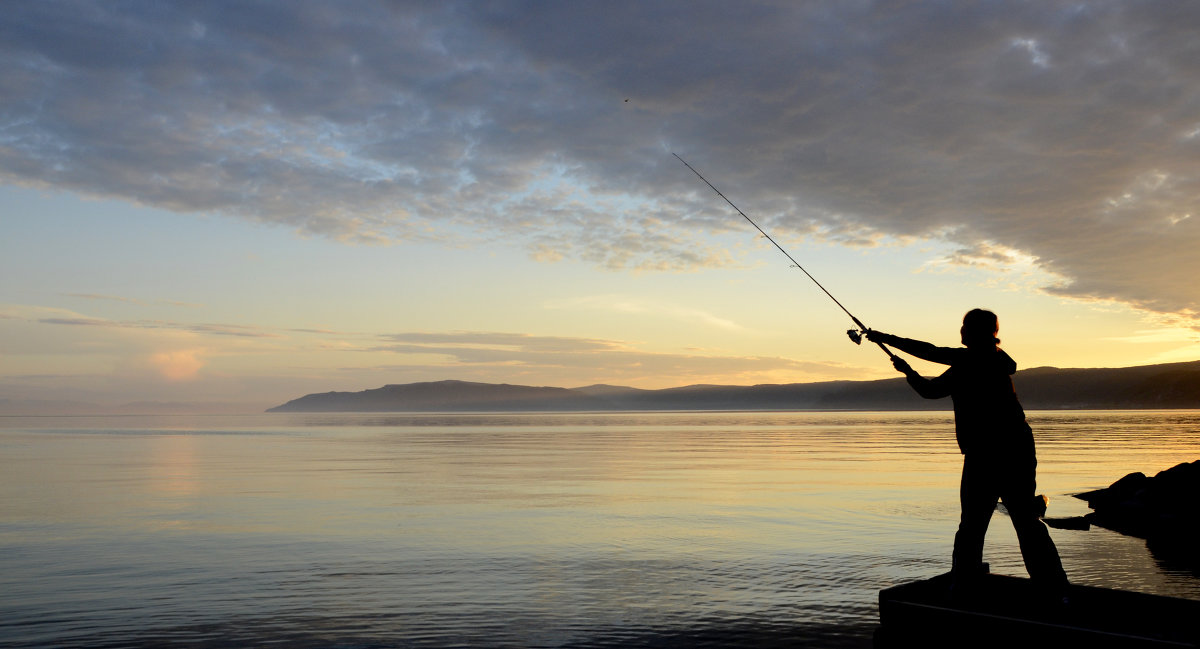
[673,152,895,360]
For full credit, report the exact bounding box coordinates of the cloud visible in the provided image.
[548,294,747,331]
[38,317,110,327]
[1103,328,1200,345]
[3,2,1200,319]
[380,331,621,353]
[148,348,206,381]
[37,316,283,338]
[1100,327,1200,365]
[369,330,863,386]
[4,299,875,396]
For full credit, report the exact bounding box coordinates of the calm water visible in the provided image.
[1,410,1198,648]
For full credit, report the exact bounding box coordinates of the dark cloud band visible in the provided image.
[3,1,1199,316]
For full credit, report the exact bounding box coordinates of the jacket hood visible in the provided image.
[966,346,1017,375]
[994,349,1017,375]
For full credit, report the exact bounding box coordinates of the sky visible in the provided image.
[3,1,1200,412]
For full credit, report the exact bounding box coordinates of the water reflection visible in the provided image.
[1,410,1197,648]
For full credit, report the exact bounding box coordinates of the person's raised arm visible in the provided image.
[891,356,952,399]
[865,330,961,365]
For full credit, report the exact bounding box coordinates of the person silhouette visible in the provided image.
[866,309,1068,600]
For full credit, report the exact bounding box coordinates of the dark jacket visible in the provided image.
[878,334,1033,457]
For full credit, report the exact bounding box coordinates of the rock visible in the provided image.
[1074,460,1200,571]
[1043,516,1091,531]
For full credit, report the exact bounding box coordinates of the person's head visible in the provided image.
[961,308,1000,350]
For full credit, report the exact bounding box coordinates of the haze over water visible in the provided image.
[2,410,1198,648]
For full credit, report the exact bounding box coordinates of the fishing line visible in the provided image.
[673,152,894,359]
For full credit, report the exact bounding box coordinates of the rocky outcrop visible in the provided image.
[1074,460,1200,571]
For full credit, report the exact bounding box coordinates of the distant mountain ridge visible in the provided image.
[266,360,1200,412]
[269,380,603,413]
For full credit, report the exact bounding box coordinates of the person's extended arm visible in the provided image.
[890,356,952,399]
[866,330,961,366]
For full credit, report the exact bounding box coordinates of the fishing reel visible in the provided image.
[847,329,863,345]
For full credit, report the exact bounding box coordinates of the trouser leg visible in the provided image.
[999,456,1069,590]
[951,454,997,586]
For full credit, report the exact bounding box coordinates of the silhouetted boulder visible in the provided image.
[1075,460,1200,570]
